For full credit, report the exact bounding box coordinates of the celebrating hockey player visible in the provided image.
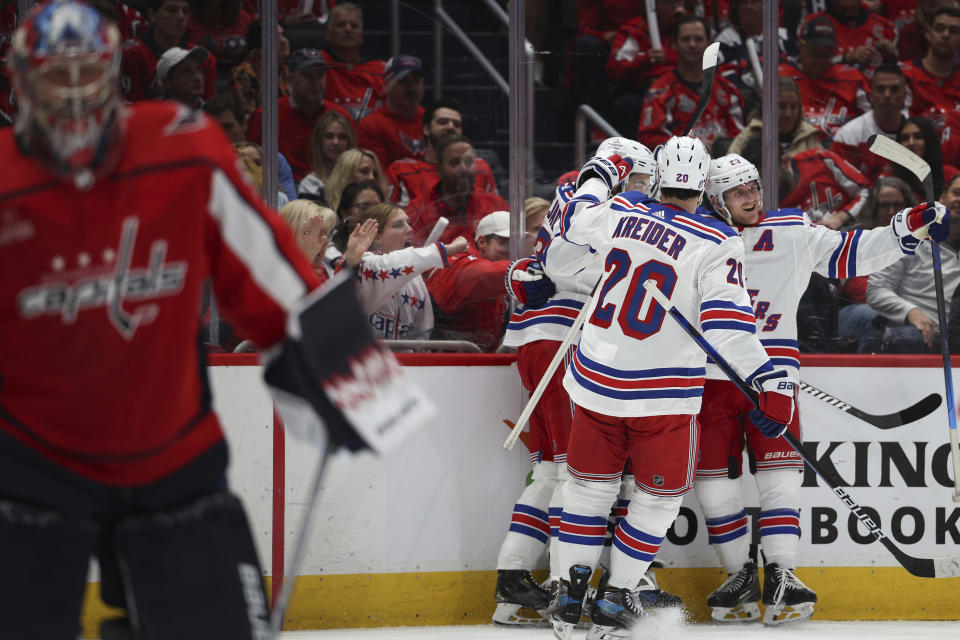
[0,3,429,638]
[695,154,949,626]
[547,137,796,640]
[492,137,657,626]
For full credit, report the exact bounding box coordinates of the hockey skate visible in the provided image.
[706,561,761,623]
[585,570,646,640]
[492,569,550,626]
[636,566,685,611]
[546,564,592,640]
[762,563,817,626]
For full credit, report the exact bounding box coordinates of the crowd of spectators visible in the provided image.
[5,0,960,355]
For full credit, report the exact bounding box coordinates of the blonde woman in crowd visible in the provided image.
[298,111,357,202]
[353,202,468,341]
[325,148,390,212]
[279,199,376,284]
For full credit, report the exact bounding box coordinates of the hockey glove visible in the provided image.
[892,202,950,254]
[506,257,556,308]
[748,369,795,438]
[576,154,634,193]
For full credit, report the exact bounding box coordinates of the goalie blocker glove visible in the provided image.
[262,272,435,454]
[749,369,795,438]
[891,202,950,254]
[506,257,556,308]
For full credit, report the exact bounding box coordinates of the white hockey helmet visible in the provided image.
[707,154,763,224]
[653,136,710,193]
[596,136,656,178]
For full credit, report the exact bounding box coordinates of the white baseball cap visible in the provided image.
[475,210,511,240]
[156,46,208,82]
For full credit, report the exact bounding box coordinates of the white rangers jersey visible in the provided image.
[709,208,906,381]
[355,243,449,340]
[558,190,775,417]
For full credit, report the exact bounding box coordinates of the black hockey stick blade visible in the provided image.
[798,381,942,429]
[681,41,720,137]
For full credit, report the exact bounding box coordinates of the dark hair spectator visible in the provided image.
[901,6,960,129]
[895,116,944,202]
[204,93,247,143]
[229,21,292,117]
[332,180,386,254]
[897,0,951,61]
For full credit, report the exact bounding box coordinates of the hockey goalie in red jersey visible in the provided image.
[0,2,430,638]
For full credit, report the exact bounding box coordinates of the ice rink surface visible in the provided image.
[282,618,960,640]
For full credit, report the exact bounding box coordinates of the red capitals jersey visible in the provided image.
[246,95,352,182]
[426,248,510,352]
[902,59,960,120]
[577,0,645,39]
[779,61,869,136]
[605,15,678,90]
[386,156,498,207]
[406,183,509,246]
[781,148,869,220]
[186,9,258,68]
[321,50,385,122]
[112,0,147,42]
[637,68,743,151]
[0,102,320,486]
[804,9,895,62]
[120,28,218,102]
[356,105,426,170]
[881,0,916,32]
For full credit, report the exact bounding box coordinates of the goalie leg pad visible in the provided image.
[0,495,97,640]
[113,491,270,640]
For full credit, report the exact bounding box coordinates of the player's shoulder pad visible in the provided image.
[125,101,235,168]
[758,207,806,227]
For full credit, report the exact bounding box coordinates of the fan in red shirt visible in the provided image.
[246,48,352,182]
[897,0,946,61]
[780,147,870,229]
[606,6,683,93]
[119,0,217,102]
[356,54,426,170]
[185,0,257,69]
[427,210,513,352]
[802,0,896,68]
[406,134,509,246]
[901,6,960,121]
[386,96,498,207]
[637,15,743,152]
[320,2,385,122]
[778,16,869,136]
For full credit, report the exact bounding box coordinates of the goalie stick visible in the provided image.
[642,278,960,579]
[867,134,960,502]
[798,381,942,429]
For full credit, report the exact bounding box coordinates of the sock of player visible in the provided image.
[607,487,683,590]
[695,477,751,574]
[497,461,558,570]
[757,469,803,569]
[557,477,621,577]
[596,475,633,573]
[547,464,571,580]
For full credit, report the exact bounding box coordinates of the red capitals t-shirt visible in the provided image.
[246,95,353,181]
[406,183,509,246]
[356,105,426,170]
[426,248,510,352]
[778,61,869,136]
[803,9,895,63]
[387,157,498,206]
[0,102,320,485]
[321,50,385,122]
[780,148,869,219]
[902,59,960,121]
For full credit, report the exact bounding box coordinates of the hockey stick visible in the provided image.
[798,380,942,429]
[270,433,332,636]
[503,301,590,450]
[868,134,960,502]
[681,41,721,137]
[422,216,449,248]
[645,0,662,50]
[642,278,960,578]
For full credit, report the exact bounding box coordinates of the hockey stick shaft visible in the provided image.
[797,381,941,429]
[642,279,960,578]
[645,0,662,50]
[422,216,449,248]
[867,134,960,501]
[270,431,331,636]
[503,301,590,450]
[681,42,720,137]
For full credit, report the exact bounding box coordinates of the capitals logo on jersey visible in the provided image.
[399,131,426,157]
[16,217,187,340]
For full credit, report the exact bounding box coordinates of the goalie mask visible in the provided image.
[706,154,763,225]
[9,0,124,189]
[596,136,656,194]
